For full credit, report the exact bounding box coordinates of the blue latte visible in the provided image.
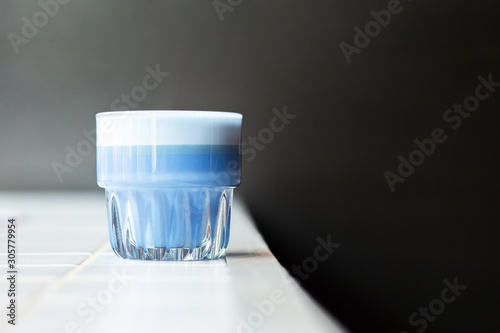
[97,144,240,259]
[96,111,242,260]
[97,145,241,188]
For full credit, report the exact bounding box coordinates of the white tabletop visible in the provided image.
[0,191,346,333]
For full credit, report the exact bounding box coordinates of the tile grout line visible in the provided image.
[17,240,110,323]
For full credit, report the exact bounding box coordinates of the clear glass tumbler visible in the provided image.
[96,111,242,260]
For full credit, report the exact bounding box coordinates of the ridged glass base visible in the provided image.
[105,188,233,260]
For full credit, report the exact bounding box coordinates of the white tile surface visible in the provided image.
[0,191,347,333]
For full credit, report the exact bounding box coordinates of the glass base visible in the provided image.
[105,187,233,261]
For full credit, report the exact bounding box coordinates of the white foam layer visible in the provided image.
[96,111,242,146]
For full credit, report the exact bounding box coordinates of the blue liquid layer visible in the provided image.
[106,187,232,260]
[97,145,240,260]
[97,145,241,188]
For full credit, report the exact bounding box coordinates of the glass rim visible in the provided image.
[96,110,242,119]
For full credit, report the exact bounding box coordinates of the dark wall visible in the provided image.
[1,1,499,332]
